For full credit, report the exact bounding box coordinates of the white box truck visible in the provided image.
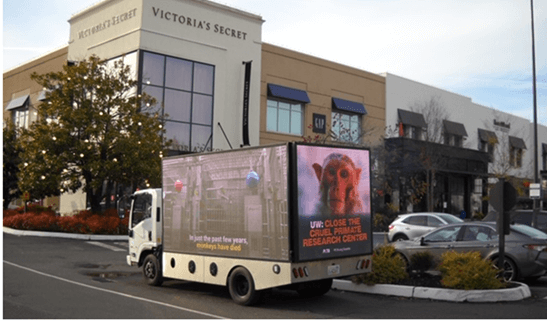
[125,143,373,305]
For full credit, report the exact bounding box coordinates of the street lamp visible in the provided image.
[530,0,540,228]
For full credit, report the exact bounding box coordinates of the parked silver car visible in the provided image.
[388,213,463,242]
[392,222,547,281]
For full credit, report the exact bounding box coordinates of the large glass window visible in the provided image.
[13,108,29,129]
[140,51,214,153]
[332,111,361,143]
[267,99,303,135]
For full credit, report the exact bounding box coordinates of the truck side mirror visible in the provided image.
[117,195,129,219]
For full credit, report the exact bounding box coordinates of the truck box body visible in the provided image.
[160,143,372,290]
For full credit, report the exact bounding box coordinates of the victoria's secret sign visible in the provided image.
[77,8,138,40]
[152,6,248,40]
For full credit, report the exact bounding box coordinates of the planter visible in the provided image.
[332,279,531,302]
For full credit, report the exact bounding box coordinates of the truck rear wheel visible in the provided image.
[143,254,163,286]
[296,279,333,297]
[228,267,261,306]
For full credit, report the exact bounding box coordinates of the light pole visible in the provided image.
[530,0,539,228]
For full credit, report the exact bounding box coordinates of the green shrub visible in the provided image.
[439,251,505,290]
[352,245,408,285]
[409,251,435,275]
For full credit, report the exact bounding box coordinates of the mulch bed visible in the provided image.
[396,272,443,287]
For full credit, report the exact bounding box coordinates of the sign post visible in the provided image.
[489,179,517,274]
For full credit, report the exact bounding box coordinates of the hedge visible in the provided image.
[3,205,129,235]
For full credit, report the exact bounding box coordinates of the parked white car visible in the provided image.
[388,212,463,242]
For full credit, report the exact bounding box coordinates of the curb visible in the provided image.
[3,227,128,241]
[332,279,531,302]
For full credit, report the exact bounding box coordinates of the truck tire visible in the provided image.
[296,279,332,297]
[143,254,163,286]
[228,267,261,306]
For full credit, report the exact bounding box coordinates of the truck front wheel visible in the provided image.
[143,254,163,286]
[228,267,261,306]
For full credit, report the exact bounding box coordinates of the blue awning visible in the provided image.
[332,97,367,115]
[267,84,310,103]
[6,95,29,110]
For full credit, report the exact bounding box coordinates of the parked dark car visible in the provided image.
[483,209,547,234]
[392,222,547,281]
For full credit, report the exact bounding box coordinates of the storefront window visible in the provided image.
[142,52,165,86]
[13,108,29,129]
[164,89,191,121]
[267,99,303,135]
[332,111,361,143]
[165,57,192,91]
[193,63,214,95]
[140,51,214,153]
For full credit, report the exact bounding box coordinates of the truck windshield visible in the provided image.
[132,193,152,228]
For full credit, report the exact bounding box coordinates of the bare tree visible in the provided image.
[410,97,450,212]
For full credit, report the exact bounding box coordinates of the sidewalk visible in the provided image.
[3,226,127,241]
[4,226,532,302]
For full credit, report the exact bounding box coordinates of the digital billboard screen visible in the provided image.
[296,145,372,261]
[162,145,290,261]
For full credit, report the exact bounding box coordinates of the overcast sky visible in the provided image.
[3,0,546,125]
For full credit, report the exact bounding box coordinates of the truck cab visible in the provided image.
[126,188,162,269]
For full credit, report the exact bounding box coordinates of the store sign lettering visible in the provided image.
[77,8,138,40]
[152,6,248,40]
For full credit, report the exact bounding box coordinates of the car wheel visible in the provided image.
[393,234,409,242]
[492,257,518,282]
[143,254,163,286]
[228,267,262,306]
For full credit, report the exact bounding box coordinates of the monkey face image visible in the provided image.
[312,153,363,216]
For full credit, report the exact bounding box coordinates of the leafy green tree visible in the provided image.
[3,122,22,209]
[19,55,170,212]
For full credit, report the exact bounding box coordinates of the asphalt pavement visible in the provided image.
[3,227,538,303]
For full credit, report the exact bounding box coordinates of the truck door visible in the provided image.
[129,192,153,262]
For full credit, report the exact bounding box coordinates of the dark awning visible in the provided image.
[332,97,367,115]
[267,84,310,103]
[509,136,527,149]
[443,120,467,137]
[5,95,29,110]
[398,109,426,128]
[478,128,498,144]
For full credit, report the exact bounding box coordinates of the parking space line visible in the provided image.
[3,260,227,319]
[86,241,126,252]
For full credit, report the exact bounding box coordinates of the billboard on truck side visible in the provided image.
[162,143,372,262]
[162,145,290,261]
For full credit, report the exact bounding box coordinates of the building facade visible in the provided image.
[383,73,547,216]
[260,43,385,147]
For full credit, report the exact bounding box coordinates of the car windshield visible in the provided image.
[511,224,547,239]
[424,225,462,242]
[438,214,463,224]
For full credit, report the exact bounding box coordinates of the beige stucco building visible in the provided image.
[3,0,386,214]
